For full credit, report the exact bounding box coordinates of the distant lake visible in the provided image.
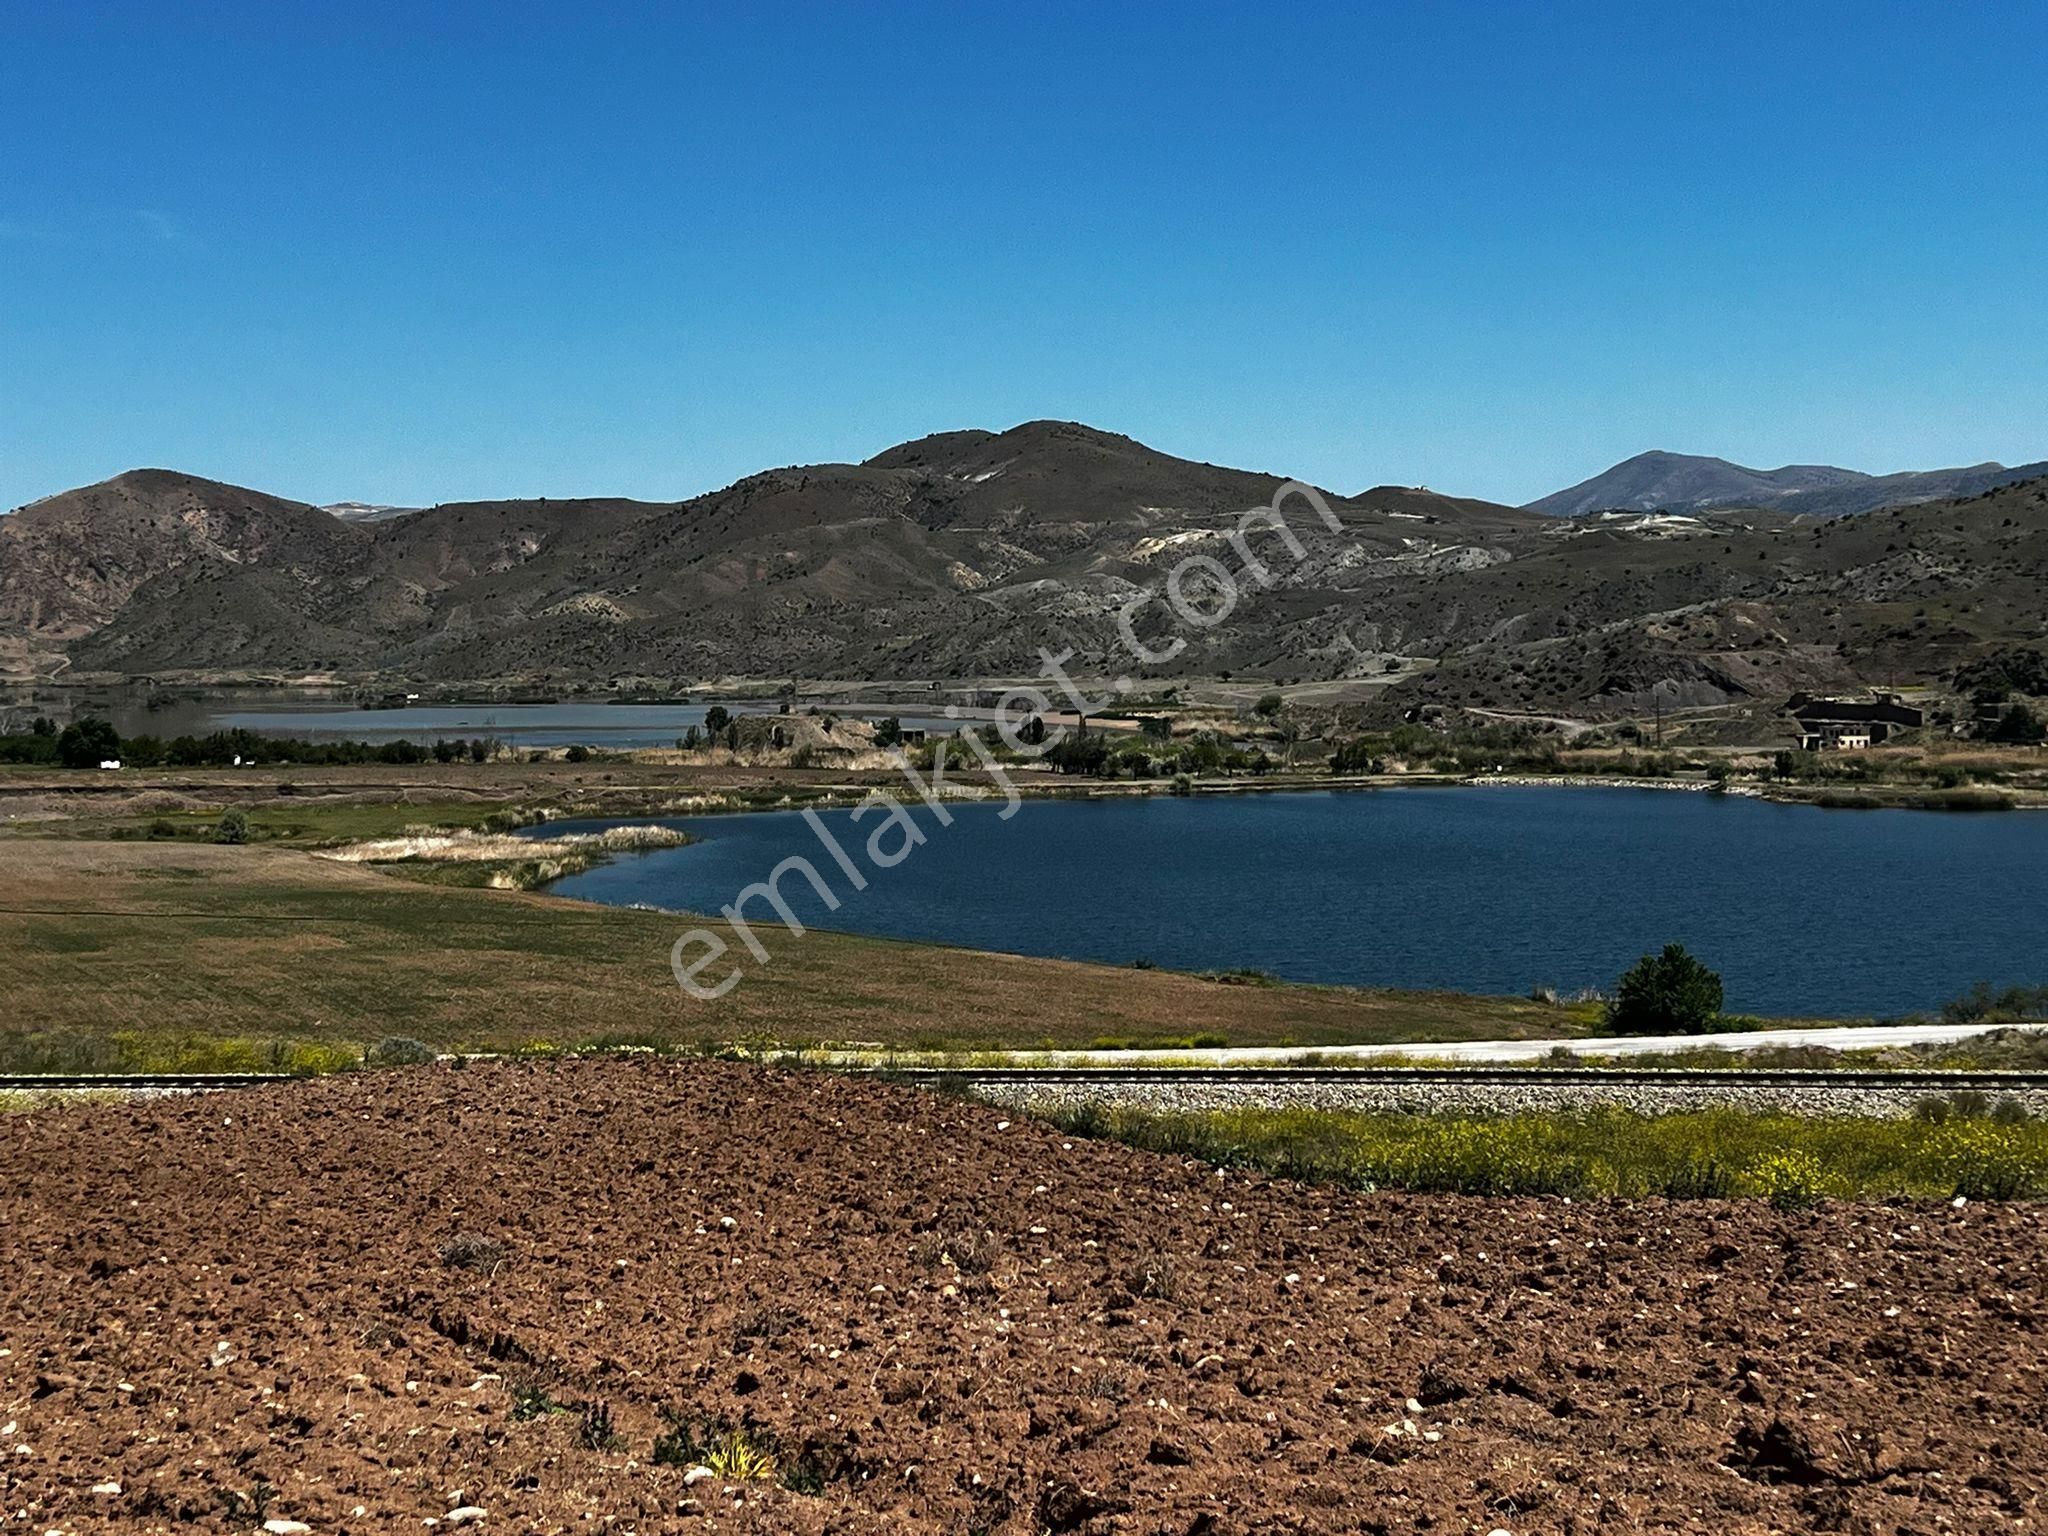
[95,696,964,748]
[533,787,2048,1017]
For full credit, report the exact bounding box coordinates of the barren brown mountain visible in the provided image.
[5,424,2045,714]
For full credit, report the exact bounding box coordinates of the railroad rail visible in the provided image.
[876,1065,2048,1092]
[0,1073,293,1091]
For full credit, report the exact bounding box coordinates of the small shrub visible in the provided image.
[1949,1088,1993,1120]
[1049,1100,1111,1139]
[366,1036,437,1067]
[1912,1095,1954,1125]
[1660,1154,1736,1200]
[510,1381,564,1421]
[1747,1149,1831,1211]
[653,1414,779,1480]
[703,1429,779,1481]
[1937,1122,2044,1200]
[651,1414,707,1467]
[438,1233,508,1272]
[1991,1095,2032,1125]
[778,1449,828,1495]
[579,1399,621,1450]
[212,808,250,845]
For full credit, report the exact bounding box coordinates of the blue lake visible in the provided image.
[533,787,2048,1018]
[103,698,964,748]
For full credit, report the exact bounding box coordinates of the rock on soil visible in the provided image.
[1,1058,2043,1534]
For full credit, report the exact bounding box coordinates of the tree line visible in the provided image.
[0,718,500,769]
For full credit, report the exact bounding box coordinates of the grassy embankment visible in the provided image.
[1034,1101,2048,1204]
[0,837,1586,1074]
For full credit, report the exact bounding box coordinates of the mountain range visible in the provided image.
[1525,450,2048,520]
[3,422,2045,719]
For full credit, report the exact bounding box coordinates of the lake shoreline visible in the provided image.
[528,784,2048,1018]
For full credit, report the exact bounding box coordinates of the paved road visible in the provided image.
[963,1019,2048,1068]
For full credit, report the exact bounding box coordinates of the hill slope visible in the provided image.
[1529,450,2048,518]
[0,470,365,676]
[6,428,2046,715]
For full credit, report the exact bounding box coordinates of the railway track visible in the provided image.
[0,1073,293,1092]
[878,1065,2048,1092]
[4,1065,2046,1095]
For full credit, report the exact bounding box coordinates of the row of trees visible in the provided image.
[1040,728,1271,779]
[1942,982,2048,1026]
[0,719,503,769]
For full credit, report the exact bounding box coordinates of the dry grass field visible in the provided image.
[0,838,1579,1065]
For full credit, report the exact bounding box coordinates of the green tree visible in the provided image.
[56,718,121,769]
[874,716,902,748]
[212,808,250,845]
[1988,703,2047,745]
[1329,738,1383,775]
[703,706,731,735]
[1606,944,1724,1035]
[1254,692,1285,719]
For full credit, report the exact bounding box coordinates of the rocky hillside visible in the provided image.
[0,470,366,677]
[5,425,2046,716]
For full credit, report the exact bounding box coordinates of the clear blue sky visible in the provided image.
[4,0,2044,512]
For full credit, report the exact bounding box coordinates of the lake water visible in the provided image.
[534,787,2048,1018]
[96,697,964,748]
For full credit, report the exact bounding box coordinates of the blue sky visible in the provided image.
[3,0,2044,511]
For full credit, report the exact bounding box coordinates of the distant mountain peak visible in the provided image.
[865,419,1144,472]
[1526,450,2040,518]
[323,501,423,524]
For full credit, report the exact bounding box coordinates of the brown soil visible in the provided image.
[3,1060,2042,1534]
